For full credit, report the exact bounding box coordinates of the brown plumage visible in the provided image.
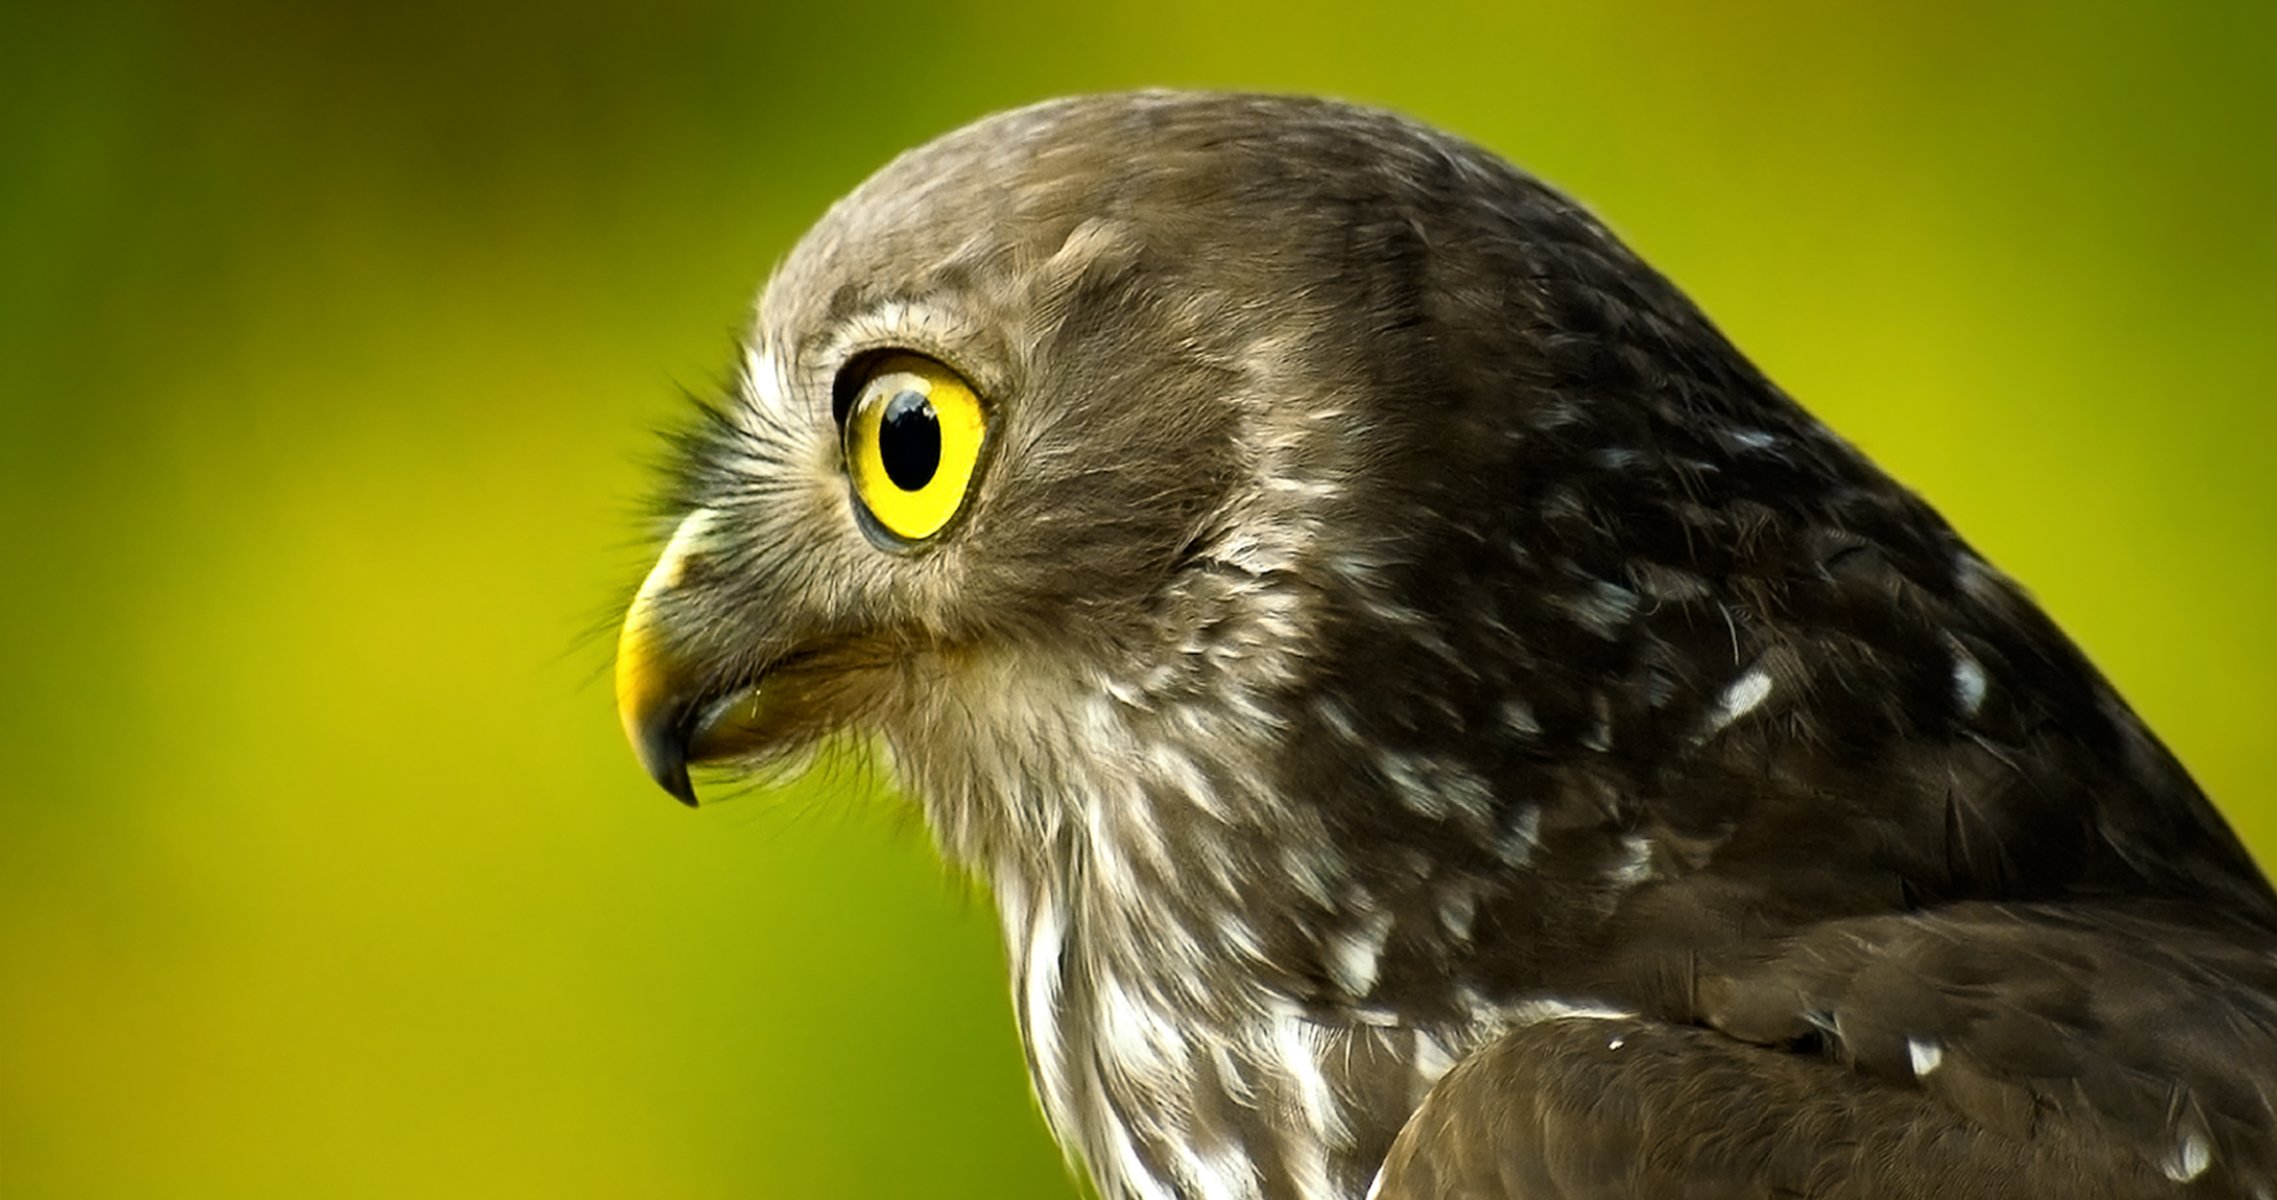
[613,91,2277,1199]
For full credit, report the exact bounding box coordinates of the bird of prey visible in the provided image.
[612,92,2277,1199]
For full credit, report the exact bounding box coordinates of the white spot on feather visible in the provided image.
[1701,668,1772,739]
[1267,1009,1343,1136]
[1380,753,1439,819]
[1328,909,1395,997]
[1144,744,1222,820]
[1278,845,1340,908]
[1907,1036,1944,1077]
[1438,883,1480,943]
[1314,697,1362,745]
[1102,675,1150,711]
[1169,1140,1262,1200]
[1495,806,1542,867]
[1382,753,1497,827]
[2163,1132,2213,1183]
[1413,1031,1459,1086]
[1207,1040,1258,1108]
[1265,475,1341,500]
[1608,834,1656,888]
[1102,1112,1178,1200]
[1951,647,1987,718]
[1217,913,1267,965]
[1098,972,1184,1086]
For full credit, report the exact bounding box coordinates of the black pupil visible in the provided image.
[878,389,941,491]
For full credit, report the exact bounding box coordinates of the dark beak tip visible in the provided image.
[631,711,702,808]
[661,766,700,808]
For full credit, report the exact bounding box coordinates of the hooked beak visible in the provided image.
[614,508,816,806]
[615,510,719,804]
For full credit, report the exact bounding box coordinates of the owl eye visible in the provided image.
[841,353,987,543]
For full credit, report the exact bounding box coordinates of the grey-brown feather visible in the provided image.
[662,92,2277,1199]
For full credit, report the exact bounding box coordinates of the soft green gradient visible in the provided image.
[3,2,2272,1196]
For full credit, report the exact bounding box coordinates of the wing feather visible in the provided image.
[1376,903,2277,1199]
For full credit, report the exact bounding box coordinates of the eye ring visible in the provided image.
[838,352,987,546]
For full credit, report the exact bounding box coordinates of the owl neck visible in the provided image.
[892,633,1661,1199]
[972,743,1464,1200]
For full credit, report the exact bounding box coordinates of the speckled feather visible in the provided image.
[637,92,2277,1199]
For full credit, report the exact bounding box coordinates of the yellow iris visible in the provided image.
[843,353,987,543]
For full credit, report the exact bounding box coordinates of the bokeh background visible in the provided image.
[4,1,2273,1196]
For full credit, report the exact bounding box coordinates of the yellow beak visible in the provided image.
[614,509,720,806]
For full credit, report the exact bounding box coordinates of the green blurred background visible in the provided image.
[3,1,2272,1195]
